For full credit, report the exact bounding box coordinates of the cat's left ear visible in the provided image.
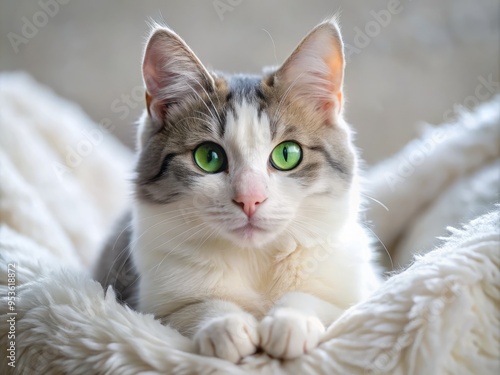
[142,25,215,127]
[273,19,345,123]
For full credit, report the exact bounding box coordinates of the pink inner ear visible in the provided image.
[144,73,160,96]
[142,29,214,124]
[320,92,342,115]
[143,34,168,97]
[142,35,170,121]
[322,100,333,112]
[278,23,345,120]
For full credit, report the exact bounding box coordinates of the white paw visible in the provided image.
[259,308,325,359]
[194,313,259,363]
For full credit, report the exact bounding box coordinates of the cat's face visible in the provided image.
[135,20,356,249]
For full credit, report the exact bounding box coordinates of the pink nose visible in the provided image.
[233,193,267,218]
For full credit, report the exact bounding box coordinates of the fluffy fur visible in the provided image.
[95,19,380,362]
[0,73,498,374]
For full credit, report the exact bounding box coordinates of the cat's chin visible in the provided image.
[226,223,278,249]
[232,223,265,239]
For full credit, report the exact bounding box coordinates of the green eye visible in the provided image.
[193,142,227,173]
[270,141,302,171]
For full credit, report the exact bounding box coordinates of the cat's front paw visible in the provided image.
[259,308,325,359]
[194,313,259,363]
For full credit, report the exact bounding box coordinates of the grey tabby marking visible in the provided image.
[93,212,138,308]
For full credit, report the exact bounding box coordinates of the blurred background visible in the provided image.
[1,0,498,164]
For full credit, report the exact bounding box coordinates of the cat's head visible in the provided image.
[135,19,358,249]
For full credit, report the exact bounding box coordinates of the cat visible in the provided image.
[94,17,380,363]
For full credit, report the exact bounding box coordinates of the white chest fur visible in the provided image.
[131,202,379,321]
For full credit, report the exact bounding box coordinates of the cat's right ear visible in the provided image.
[142,26,214,127]
[272,19,345,125]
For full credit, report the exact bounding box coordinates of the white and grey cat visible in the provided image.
[94,18,380,363]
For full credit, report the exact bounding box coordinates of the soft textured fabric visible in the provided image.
[0,73,498,374]
[366,96,500,268]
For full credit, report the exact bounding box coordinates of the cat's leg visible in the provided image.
[259,292,344,359]
[166,299,259,363]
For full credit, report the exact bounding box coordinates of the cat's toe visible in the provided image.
[259,308,325,359]
[194,313,259,363]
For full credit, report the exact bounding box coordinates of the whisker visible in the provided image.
[294,211,331,222]
[365,226,393,270]
[261,28,278,66]
[133,213,198,242]
[105,210,198,284]
[193,110,214,124]
[192,225,219,254]
[185,82,220,129]
[176,116,217,130]
[152,222,208,274]
[198,82,223,125]
[272,72,306,129]
[361,193,389,212]
[104,248,130,289]
[139,216,201,252]
[204,226,224,248]
[289,219,325,239]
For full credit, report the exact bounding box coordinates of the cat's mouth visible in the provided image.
[232,222,266,239]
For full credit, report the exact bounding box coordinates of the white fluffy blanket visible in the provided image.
[1,73,499,374]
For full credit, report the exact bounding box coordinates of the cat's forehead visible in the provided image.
[225,75,267,117]
[223,74,271,144]
[222,74,301,143]
[211,73,259,96]
[160,71,328,150]
[227,75,262,97]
